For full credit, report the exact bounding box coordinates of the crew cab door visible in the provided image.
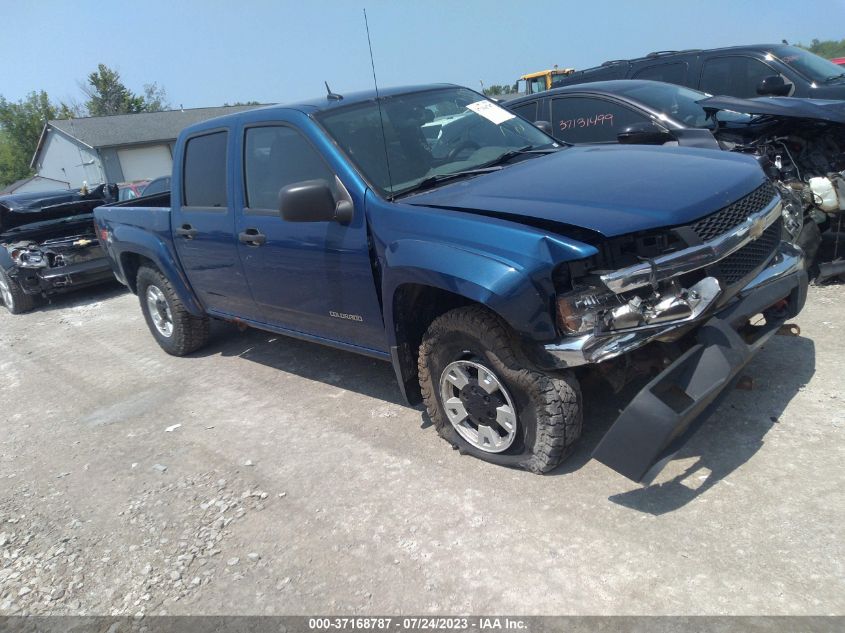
[171,129,260,319]
[233,121,386,352]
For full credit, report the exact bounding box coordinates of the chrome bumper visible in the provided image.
[543,241,805,368]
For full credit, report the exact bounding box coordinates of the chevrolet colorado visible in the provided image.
[93,85,807,481]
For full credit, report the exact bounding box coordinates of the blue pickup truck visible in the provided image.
[94,84,807,482]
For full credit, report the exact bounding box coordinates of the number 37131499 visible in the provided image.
[559,113,614,131]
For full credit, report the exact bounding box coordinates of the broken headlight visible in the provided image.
[556,285,620,334]
[555,272,720,336]
[7,244,47,268]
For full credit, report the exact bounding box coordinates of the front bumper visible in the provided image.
[538,241,808,482]
[593,258,807,482]
[541,241,805,368]
[11,258,115,296]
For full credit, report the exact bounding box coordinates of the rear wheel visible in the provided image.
[0,269,35,315]
[136,266,210,355]
[419,306,582,473]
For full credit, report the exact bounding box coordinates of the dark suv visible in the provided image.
[552,44,845,100]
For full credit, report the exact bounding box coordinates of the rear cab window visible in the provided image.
[183,131,228,208]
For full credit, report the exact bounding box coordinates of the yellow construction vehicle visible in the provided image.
[516,66,576,95]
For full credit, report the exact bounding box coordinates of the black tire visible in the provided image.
[419,305,582,474]
[136,266,210,356]
[0,268,36,315]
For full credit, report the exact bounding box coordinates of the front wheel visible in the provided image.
[136,266,210,356]
[0,268,35,315]
[418,306,582,474]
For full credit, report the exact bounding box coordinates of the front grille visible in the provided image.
[690,181,777,242]
[717,218,782,286]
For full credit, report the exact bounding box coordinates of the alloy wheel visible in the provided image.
[146,285,174,337]
[439,359,518,453]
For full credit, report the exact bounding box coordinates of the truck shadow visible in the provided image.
[196,322,814,515]
[555,333,816,515]
[198,321,408,407]
[28,281,128,313]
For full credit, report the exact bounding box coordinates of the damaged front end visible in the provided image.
[0,186,118,301]
[530,183,808,482]
[4,224,112,295]
[702,97,845,277]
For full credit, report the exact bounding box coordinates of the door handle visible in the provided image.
[239,228,266,246]
[175,224,198,239]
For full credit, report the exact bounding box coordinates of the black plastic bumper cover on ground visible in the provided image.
[592,269,808,483]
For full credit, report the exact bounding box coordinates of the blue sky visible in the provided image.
[2,0,844,110]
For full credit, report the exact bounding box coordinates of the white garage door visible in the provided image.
[117,145,172,182]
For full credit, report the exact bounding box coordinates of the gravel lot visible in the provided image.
[0,281,843,616]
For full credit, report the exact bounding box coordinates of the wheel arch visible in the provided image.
[109,226,205,317]
[381,238,561,404]
[388,282,524,405]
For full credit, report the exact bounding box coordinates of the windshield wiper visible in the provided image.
[394,146,560,197]
[824,73,845,83]
[394,167,505,197]
[481,145,560,169]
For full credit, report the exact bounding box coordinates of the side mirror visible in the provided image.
[757,75,790,96]
[278,179,353,224]
[533,120,553,134]
[617,121,674,145]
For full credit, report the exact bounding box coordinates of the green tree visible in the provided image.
[142,83,170,112]
[0,129,20,187]
[796,38,845,59]
[82,64,169,116]
[83,64,145,116]
[483,84,516,97]
[0,91,57,186]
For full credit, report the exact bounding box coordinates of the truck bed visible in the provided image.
[106,191,170,209]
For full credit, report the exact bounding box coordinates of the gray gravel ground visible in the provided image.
[0,281,843,616]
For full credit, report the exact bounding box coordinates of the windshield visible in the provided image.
[317,87,557,197]
[614,82,752,128]
[770,45,845,82]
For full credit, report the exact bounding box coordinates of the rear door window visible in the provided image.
[550,97,651,143]
[699,56,780,98]
[633,62,688,85]
[183,131,228,208]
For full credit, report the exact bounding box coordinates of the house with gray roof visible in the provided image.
[30,105,263,188]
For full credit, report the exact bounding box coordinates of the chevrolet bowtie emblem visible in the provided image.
[748,216,767,240]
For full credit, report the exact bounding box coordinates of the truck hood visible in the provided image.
[0,195,108,233]
[700,95,845,125]
[0,213,96,244]
[403,145,767,238]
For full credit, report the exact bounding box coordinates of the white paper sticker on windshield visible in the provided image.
[466,100,516,125]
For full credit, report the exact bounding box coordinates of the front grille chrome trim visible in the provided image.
[600,196,782,294]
